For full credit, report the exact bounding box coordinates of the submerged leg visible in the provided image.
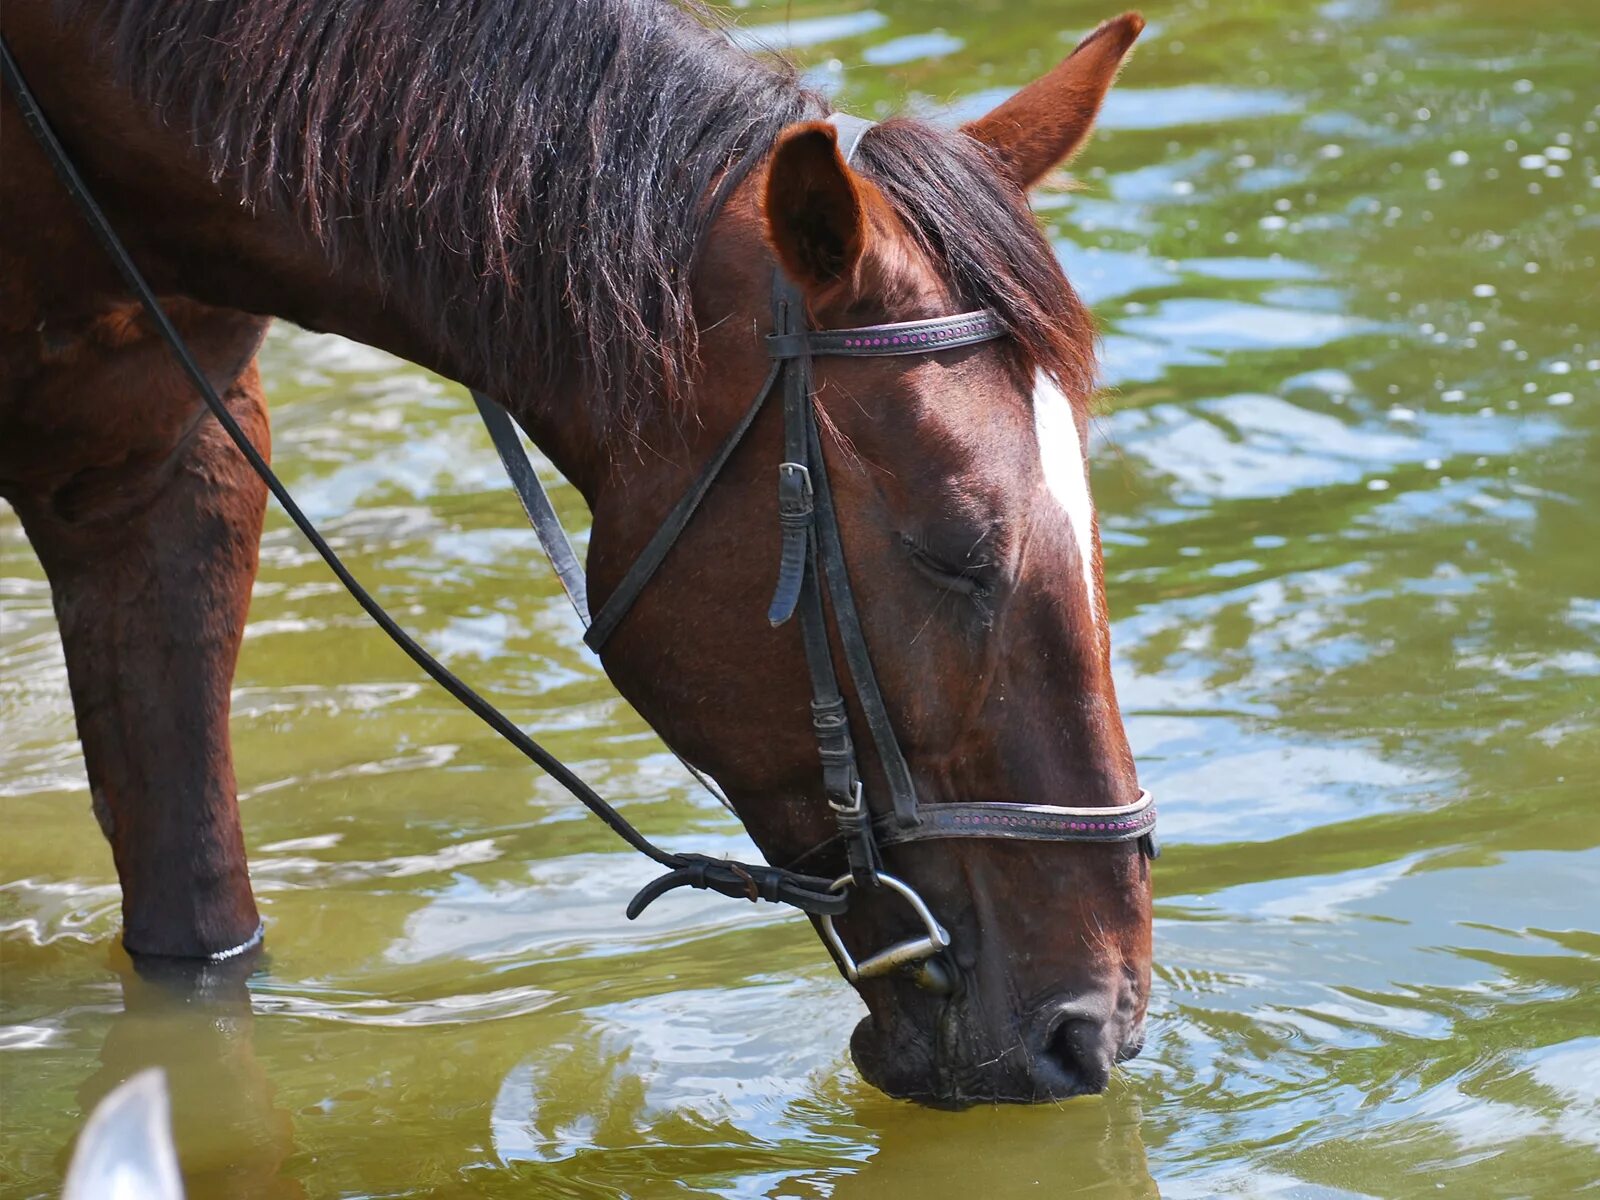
[7,312,271,958]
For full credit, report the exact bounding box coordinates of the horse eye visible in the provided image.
[900,533,997,597]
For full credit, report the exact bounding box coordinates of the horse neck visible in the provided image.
[14,2,784,502]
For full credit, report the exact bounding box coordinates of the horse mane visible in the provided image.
[64,0,1095,431]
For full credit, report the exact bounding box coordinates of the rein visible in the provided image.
[2,36,844,924]
[4,39,1155,984]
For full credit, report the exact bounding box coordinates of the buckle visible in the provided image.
[828,777,865,816]
[778,462,812,499]
[774,464,812,528]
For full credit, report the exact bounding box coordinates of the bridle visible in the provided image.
[483,114,1157,986]
[3,39,1154,985]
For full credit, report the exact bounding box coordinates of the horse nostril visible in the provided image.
[1039,1015,1114,1094]
[1116,1027,1146,1063]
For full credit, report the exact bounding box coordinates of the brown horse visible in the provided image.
[0,0,1149,1104]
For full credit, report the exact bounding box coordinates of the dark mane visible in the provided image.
[66,0,1094,429]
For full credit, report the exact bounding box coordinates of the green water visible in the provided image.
[3,0,1598,1195]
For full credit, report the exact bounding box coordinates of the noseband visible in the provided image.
[4,36,1154,987]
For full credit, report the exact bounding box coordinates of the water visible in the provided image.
[3,0,1597,1195]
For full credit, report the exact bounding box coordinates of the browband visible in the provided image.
[767,310,1006,361]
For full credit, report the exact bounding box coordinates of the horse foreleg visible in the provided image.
[15,358,270,959]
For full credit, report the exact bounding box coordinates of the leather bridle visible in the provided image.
[3,37,1154,984]
[487,115,1157,985]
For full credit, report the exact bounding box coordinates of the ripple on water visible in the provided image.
[376,834,792,970]
[251,982,560,1029]
[1119,299,1372,355]
[727,10,887,52]
[947,84,1301,130]
[490,977,859,1165]
[1055,241,1182,306]
[862,30,962,67]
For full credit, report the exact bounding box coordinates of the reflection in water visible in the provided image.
[3,0,1598,1196]
[833,1092,1159,1200]
[73,950,301,1200]
[486,980,1158,1196]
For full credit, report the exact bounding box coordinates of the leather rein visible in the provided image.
[3,37,1154,983]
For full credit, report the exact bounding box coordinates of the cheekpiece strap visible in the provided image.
[767,274,813,628]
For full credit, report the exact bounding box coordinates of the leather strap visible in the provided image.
[769,278,814,635]
[625,853,846,918]
[771,272,883,885]
[785,113,922,837]
[768,460,812,626]
[584,361,782,651]
[787,793,1159,873]
[473,390,737,814]
[804,410,922,830]
[472,392,591,622]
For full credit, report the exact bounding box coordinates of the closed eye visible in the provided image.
[900,533,997,597]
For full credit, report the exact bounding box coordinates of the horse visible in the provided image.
[0,0,1150,1105]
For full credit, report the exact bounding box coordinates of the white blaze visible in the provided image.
[1031,373,1099,621]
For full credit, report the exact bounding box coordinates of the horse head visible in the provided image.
[587,14,1150,1105]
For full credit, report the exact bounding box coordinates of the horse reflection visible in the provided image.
[828,1084,1159,1200]
[72,947,302,1200]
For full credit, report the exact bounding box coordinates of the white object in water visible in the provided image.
[62,1068,184,1200]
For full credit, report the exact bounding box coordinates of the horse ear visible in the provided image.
[763,121,902,304]
[962,12,1144,189]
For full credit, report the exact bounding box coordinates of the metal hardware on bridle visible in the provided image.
[819,873,950,984]
[3,42,1156,988]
